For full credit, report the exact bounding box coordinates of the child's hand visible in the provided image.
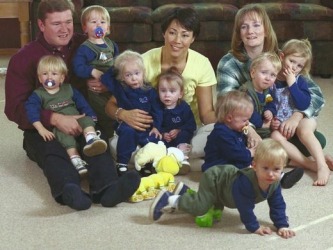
[278,227,296,239]
[246,126,262,149]
[149,127,162,140]
[254,225,272,236]
[263,110,273,122]
[270,117,281,130]
[168,129,180,140]
[283,66,296,86]
[248,146,256,157]
[38,128,55,142]
[163,133,172,142]
[91,69,104,80]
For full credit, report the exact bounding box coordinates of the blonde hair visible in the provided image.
[253,138,288,167]
[215,90,253,123]
[231,4,278,62]
[281,38,312,77]
[114,50,150,89]
[37,55,68,76]
[250,52,282,73]
[81,5,110,28]
[156,67,184,102]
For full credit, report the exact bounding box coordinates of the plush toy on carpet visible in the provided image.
[129,172,176,202]
[130,141,187,202]
[134,141,187,175]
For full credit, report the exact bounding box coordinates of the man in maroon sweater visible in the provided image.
[4,0,140,210]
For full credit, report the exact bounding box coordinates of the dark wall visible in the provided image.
[0,19,21,49]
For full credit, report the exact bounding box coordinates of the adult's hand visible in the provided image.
[105,97,153,131]
[87,77,108,93]
[50,113,84,136]
[279,112,303,139]
[118,108,153,131]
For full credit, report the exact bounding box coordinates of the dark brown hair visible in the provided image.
[37,0,75,22]
[157,67,184,104]
[161,7,200,38]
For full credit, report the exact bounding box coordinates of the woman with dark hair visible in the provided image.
[106,7,217,172]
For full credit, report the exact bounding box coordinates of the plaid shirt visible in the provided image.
[216,52,325,118]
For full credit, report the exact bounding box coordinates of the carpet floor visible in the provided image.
[1,56,333,249]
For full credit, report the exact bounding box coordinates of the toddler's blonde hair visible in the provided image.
[114,50,151,89]
[81,5,110,29]
[250,51,282,73]
[253,138,288,167]
[281,38,312,77]
[37,55,68,77]
[215,90,253,123]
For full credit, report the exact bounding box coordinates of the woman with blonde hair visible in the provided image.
[216,3,330,186]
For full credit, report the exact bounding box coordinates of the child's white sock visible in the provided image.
[85,132,96,143]
[168,195,180,208]
[70,155,81,164]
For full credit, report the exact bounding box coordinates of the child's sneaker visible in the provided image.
[83,131,107,157]
[72,158,88,176]
[195,207,223,227]
[116,163,128,176]
[149,190,175,221]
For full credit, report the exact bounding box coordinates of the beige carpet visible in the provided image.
[1,55,333,249]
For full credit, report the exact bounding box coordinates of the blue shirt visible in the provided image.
[101,70,163,130]
[161,100,196,134]
[202,123,251,172]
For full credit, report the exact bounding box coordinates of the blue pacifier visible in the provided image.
[94,27,104,38]
[44,79,56,87]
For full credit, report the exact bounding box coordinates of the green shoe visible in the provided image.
[212,209,222,222]
[195,207,222,227]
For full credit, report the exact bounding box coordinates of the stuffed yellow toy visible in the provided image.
[134,141,187,174]
[134,141,167,171]
[153,153,182,175]
[129,172,176,202]
[130,141,186,202]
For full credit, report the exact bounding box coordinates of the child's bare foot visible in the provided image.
[313,165,330,186]
[324,154,333,170]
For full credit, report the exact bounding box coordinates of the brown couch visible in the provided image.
[31,0,333,77]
